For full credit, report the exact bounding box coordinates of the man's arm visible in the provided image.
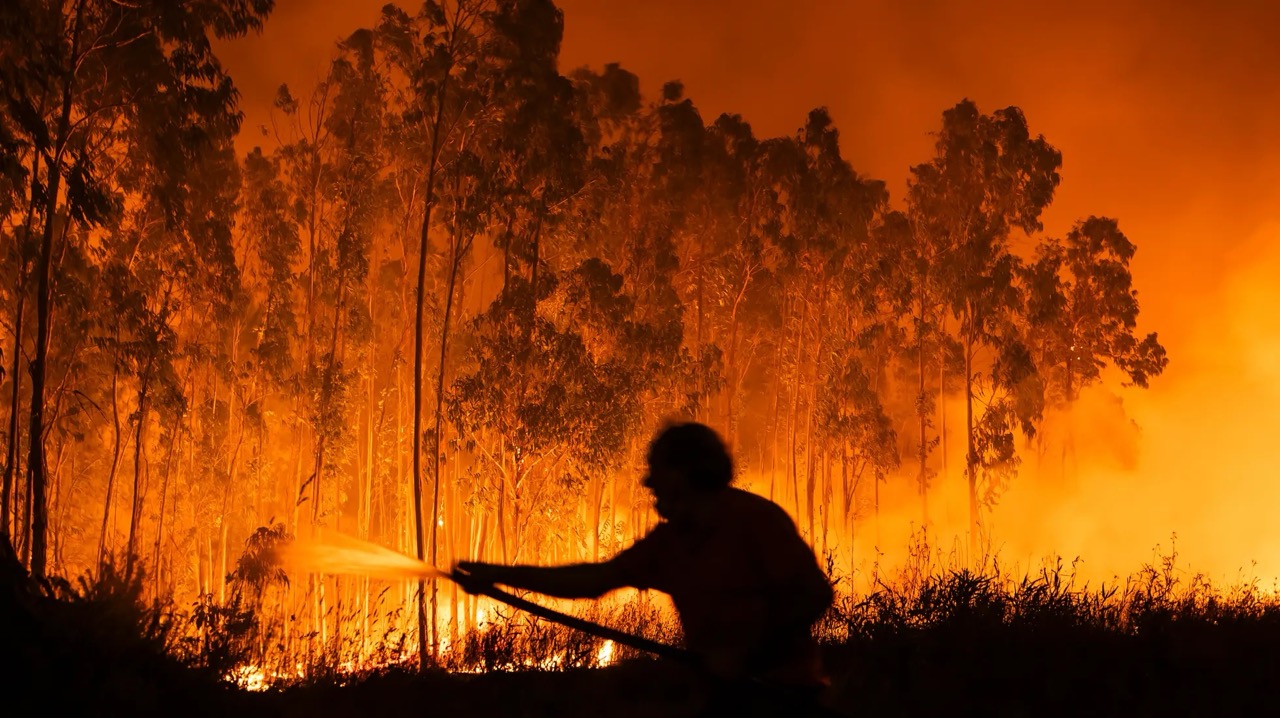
[454,527,667,599]
[453,560,628,599]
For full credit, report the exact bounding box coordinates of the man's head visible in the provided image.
[643,422,733,523]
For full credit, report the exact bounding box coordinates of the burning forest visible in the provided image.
[3,0,1280,716]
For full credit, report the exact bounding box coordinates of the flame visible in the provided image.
[228,665,269,692]
[596,639,615,667]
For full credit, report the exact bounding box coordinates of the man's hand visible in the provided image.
[451,561,503,595]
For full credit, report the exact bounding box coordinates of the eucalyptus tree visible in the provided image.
[605,80,718,434]
[241,147,300,411]
[652,85,726,422]
[813,338,898,569]
[0,87,34,543]
[906,99,1060,553]
[1025,216,1167,405]
[449,258,646,563]
[237,24,390,659]
[562,75,713,538]
[562,63,680,547]
[1023,216,1167,480]
[305,31,385,534]
[759,109,885,535]
[81,126,240,588]
[813,180,912,550]
[878,207,962,525]
[425,0,586,635]
[700,114,784,451]
[0,0,272,578]
[374,0,493,665]
[269,77,337,539]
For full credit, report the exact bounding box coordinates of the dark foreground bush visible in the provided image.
[816,556,1280,717]
[0,537,255,717]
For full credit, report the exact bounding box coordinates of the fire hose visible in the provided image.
[453,574,691,662]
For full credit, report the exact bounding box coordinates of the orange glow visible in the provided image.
[213,0,1280,626]
[10,0,1279,688]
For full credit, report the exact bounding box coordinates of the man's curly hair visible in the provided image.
[647,421,734,490]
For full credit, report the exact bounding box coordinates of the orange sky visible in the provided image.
[218,1,1280,581]
[219,0,1280,346]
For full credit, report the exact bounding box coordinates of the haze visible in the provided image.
[218,0,1280,583]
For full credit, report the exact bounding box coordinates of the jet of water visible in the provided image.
[276,530,446,580]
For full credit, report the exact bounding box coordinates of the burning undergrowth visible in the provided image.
[9,529,1280,716]
[240,536,1280,716]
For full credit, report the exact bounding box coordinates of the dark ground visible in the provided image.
[249,631,1279,718]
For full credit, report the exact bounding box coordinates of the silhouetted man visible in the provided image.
[454,421,834,715]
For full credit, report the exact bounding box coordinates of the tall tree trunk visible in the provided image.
[722,266,755,453]
[804,287,826,542]
[48,439,69,569]
[938,316,947,515]
[694,231,706,419]
[788,296,808,522]
[430,222,464,659]
[20,455,31,564]
[411,68,451,668]
[964,325,979,560]
[590,472,603,563]
[842,447,855,578]
[495,464,508,563]
[3,148,41,541]
[28,135,66,579]
[219,402,246,604]
[769,338,783,503]
[360,306,376,652]
[1062,352,1075,484]
[917,287,929,527]
[29,0,91,578]
[309,272,348,650]
[873,465,881,547]
[3,290,25,540]
[125,379,149,578]
[152,415,180,602]
[724,291,740,447]
[97,345,124,569]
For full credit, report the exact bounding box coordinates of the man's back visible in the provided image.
[612,487,832,685]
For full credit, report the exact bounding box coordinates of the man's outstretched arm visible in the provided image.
[452,559,629,599]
